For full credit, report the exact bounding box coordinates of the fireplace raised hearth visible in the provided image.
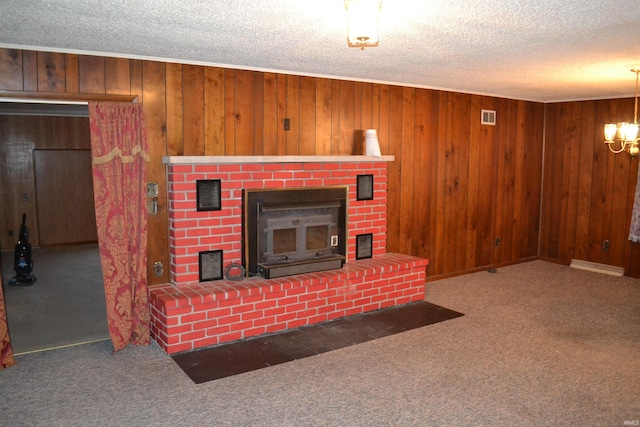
[150,156,428,355]
[244,186,347,279]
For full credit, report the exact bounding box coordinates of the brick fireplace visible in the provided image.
[149,156,429,354]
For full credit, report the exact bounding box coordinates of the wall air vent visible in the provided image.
[481,109,496,125]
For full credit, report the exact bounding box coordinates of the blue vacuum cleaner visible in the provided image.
[9,213,36,286]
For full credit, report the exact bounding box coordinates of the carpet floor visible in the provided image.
[1,260,638,426]
[172,301,464,383]
[1,244,109,354]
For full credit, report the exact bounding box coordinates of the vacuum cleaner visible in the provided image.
[9,213,36,286]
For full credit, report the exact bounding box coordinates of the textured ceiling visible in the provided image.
[1,0,640,102]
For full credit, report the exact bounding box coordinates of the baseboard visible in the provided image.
[569,259,624,277]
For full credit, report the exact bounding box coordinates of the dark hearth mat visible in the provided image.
[172,301,464,384]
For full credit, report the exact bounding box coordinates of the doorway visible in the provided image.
[0,104,109,354]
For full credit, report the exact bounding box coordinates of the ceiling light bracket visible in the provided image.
[345,0,381,50]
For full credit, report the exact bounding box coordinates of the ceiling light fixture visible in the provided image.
[604,69,640,158]
[345,0,381,50]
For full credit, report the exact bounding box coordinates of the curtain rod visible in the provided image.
[0,90,139,104]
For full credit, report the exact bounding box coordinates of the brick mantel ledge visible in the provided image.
[149,253,428,354]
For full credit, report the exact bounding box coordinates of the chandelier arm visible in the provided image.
[607,142,627,154]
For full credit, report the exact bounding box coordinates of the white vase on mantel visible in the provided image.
[364,129,382,157]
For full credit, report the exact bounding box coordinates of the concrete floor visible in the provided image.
[1,244,109,354]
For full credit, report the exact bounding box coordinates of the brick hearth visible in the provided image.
[149,156,429,354]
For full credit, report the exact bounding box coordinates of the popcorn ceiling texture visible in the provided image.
[1,0,639,102]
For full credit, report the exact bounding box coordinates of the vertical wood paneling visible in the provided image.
[37,52,66,93]
[253,72,265,155]
[385,86,404,254]
[587,101,611,262]
[0,116,91,249]
[0,116,39,248]
[398,87,415,254]
[360,83,373,131]
[315,78,332,156]
[65,53,79,93]
[262,73,279,155]
[512,101,526,260]
[166,63,184,156]
[330,80,341,155]
[286,75,300,155]
[353,82,363,142]
[574,101,595,260]
[0,49,23,90]
[541,98,640,276]
[22,50,38,91]
[526,102,543,256]
[141,60,168,284]
[299,76,316,155]
[543,104,562,259]
[477,97,497,267]
[338,80,355,155]
[34,150,97,245]
[0,48,565,283]
[466,95,482,269]
[129,59,143,103]
[455,94,471,271]
[277,74,288,155]
[182,65,205,156]
[412,89,431,257]
[104,57,131,95]
[78,55,105,94]
[224,69,236,155]
[204,67,225,155]
[234,70,256,156]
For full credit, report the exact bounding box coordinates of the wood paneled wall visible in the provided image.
[0,115,91,249]
[541,100,640,277]
[33,149,97,246]
[0,48,549,284]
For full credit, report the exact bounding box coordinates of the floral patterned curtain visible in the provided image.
[630,165,640,242]
[88,102,151,352]
[0,268,16,369]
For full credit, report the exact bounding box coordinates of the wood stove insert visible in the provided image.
[243,186,348,279]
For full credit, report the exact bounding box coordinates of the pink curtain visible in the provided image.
[88,102,151,352]
[0,269,16,368]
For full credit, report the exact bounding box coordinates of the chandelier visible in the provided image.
[344,0,381,50]
[604,69,640,158]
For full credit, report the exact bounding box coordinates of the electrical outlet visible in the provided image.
[602,240,610,251]
[146,182,159,198]
[8,230,13,237]
[284,118,290,131]
[153,261,164,277]
[495,237,501,246]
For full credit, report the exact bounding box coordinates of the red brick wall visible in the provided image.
[167,161,389,285]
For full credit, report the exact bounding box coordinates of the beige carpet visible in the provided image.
[0,260,638,426]
[1,244,109,354]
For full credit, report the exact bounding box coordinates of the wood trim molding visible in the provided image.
[0,90,139,104]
